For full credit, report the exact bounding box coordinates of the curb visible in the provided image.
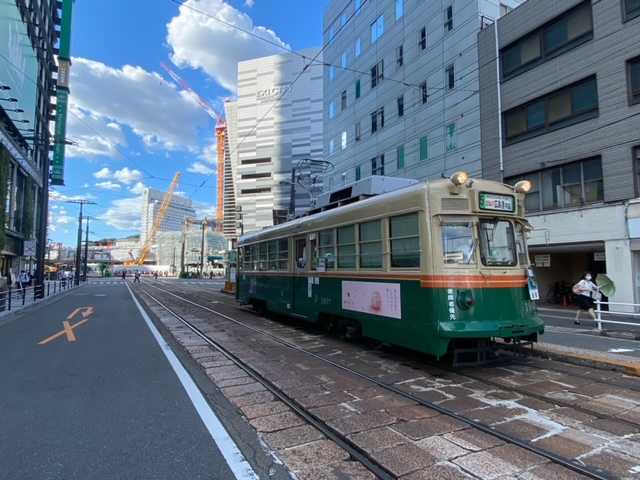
[528,342,640,377]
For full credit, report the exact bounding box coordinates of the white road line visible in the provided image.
[125,283,259,480]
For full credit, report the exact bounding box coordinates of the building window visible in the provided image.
[371,15,384,43]
[635,146,640,195]
[396,45,404,67]
[329,139,335,155]
[359,220,383,268]
[445,5,453,31]
[446,64,455,90]
[329,101,336,119]
[355,79,361,99]
[341,130,347,150]
[329,64,336,81]
[341,13,347,26]
[390,213,420,268]
[371,107,384,133]
[506,157,604,212]
[241,172,271,179]
[419,136,429,160]
[446,123,457,151]
[623,0,640,21]
[341,90,347,111]
[419,27,426,50]
[356,165,362,181]
[628,55,640,105]
[355,37,362,57]
[355,121,362,141]
[501,1,592,79]
[397,95,404,117]
[341,52,348,69]
[395,0,404,20]
[319,229,335,269]
[371,154,385,175]
[337,225,356,269]
[355,0,362,14]
[371,59,384,88]
[420,81,428,104]
[500,3,512,16]
[241,187,271,195]
[503,76,598,143]
[397,145,405,169]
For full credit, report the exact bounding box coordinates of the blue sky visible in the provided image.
[49,0,328,245]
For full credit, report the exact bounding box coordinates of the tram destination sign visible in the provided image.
[478,192,515,212]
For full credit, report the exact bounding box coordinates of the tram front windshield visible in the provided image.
[479,219,517,266]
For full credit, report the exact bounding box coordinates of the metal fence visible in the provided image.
[0,280,76,314]
[595,300,640,331]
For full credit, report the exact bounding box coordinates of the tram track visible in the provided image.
[137,281,616,480]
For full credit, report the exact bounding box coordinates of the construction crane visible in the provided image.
[125,172,181,266]
[160,62,226,230]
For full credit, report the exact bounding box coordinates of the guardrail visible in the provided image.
[595,300,640,332]
[0,280,75,314]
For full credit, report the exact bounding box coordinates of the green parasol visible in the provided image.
[596,274,616,298]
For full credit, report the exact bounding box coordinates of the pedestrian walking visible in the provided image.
[121,270,127,280]
[573,272,600,325]
[133,270,141,284]
[153,271,158,280]
[18,270,30,290]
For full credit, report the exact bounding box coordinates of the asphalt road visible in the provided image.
[0,282,246,480]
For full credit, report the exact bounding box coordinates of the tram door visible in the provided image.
[292,235,310,316]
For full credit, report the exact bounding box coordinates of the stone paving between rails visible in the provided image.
[139,287,640,479]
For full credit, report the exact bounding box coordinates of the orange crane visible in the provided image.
[160,62,225,230]
[125,172,181,266]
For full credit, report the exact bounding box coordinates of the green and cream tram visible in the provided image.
[237,173,543,362]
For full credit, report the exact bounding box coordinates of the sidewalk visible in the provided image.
[0,281,77,317]
[538,305,640,340]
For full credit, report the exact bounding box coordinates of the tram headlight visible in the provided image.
[450,171,470,187]
[514,180,532,194]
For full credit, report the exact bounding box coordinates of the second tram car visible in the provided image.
[237,173,543,362]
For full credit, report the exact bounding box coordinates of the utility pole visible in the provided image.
[180,219,186,277]
[66,200,95,286]
[83,216,92,281]
[200,218,207,278]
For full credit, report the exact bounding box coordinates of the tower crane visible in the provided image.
[160,62,226,230]
[125,172,181,266]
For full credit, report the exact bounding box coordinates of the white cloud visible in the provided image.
[48,207,75,234]
[49,191,97,202]
[199,142,217,164]
[167,0,289,92]
[129,182,147,195]
[94,167,112,179]
[245,0,255,7]
[113,167,143,185]
[187,161,215,175]
[66,105,127,158]
[99,196,143,231]
[194,202,217,219]
[68,57,209,153]
[95,181,121,191]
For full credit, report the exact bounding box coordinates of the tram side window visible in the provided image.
[338,225,357,269]
[359,220,383,268]
[319,229,336,269]
[242,246,252,271]
[258,243,268,271]
[267,240,278,270]
[278,238,289,271]
[515,223,529,266]
[389,213,420,268]
[442,223,476,265]
[479,220,517,266]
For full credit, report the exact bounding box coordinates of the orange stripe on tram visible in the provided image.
[420,275,528,289]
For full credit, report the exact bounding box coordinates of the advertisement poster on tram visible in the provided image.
[341,281,402,319]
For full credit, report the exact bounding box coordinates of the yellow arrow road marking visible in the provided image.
[38,319,89,345]
[66,306,94,320]
[62,321,77,342]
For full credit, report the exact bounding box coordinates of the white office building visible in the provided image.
[140,188,196,246]
[228,49,324,234]
[322,0,522,191]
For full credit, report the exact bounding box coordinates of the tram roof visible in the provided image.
[238,177,516,245]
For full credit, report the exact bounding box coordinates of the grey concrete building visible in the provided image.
[139,188,196,247]
[222,101,238,241]
[478,0,640,308]
[322,0,522,192]
[232,49,324,235]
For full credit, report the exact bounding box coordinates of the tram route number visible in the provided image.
[479,192,515,212]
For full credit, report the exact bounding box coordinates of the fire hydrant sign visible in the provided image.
[341,281,401,319]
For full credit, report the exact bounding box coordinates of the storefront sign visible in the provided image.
[534,254,551,267]
[594,251,606,262]
[342,281,401,319]
[23,239,36,257]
